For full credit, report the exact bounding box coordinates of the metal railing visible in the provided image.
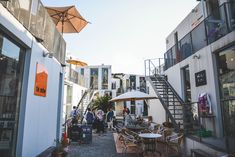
[164,2,235,70]
[144,58,165,76]
[0,0,66,64]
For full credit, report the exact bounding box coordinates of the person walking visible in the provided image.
[70,106,79,124]
[85,108,94,125]
[106,108,114,131]
[96,109,104,134]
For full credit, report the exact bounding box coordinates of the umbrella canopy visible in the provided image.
[66,59,87,66]
[110,90,157,102]
[45,5,88,34]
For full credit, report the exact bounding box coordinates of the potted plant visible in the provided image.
[51,138,68,157]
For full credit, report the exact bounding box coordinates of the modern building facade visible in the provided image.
[112,73,149,117]
[75,65,112,113]
[63,56,87,119]
[146,0,235,155]
[0,1,66,157]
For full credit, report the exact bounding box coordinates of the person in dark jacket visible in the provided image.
[106,108,114,131]
[85,108,94,125]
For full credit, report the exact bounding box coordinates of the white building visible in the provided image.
[0,1,66,157]
[63,56,87,119]
[75,65,112,113]
[112,73,149,117]
[146,0,235,155]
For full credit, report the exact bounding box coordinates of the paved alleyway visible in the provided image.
[67,131,136,157]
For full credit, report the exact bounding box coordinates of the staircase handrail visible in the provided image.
[76,82,96,109]
[80,90,98,123]
[145,58,165,76]
[155,74,185,105]
[76,90,88,109]
[146,76,180,131]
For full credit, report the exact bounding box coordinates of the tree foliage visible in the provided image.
[91,95,113,113]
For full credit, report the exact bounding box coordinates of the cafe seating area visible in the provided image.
[114,118,184,157]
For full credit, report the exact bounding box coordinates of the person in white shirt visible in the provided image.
[96,109,104,134]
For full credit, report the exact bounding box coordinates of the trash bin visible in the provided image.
[69,124,83,142]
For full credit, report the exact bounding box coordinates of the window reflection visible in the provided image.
[218,49,235,98]
[0,34,25,157]
[90,68,98,89]
[102,68,108,89]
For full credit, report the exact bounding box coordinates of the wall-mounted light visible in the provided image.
[43,51,53,58]
[192,54,200,59]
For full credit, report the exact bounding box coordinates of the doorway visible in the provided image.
[181,65,191,102]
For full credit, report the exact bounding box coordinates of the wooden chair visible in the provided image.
[121,133,143,156]
[166,132,184,153]
[157,128,173,143]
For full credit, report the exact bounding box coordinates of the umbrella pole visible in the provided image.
[61,13,65,35]
[62,19,64,35]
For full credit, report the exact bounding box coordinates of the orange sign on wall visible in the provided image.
[34,63,48,97]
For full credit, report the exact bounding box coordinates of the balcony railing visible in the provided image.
[0,0,66,64]
[164,2,235,70]
[144,58,165,76]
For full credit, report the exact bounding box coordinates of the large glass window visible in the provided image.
[0,33,25,157]
[102,68,108,89]
[180,33,193,60]
[130,76,136,90]
[218,49,235,99]
[206,4,228,44]
[139,77,146,93]
[90,68,98,89]
[218,48,235,153]
[191,21,207,53]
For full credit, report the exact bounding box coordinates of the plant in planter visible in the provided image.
[51,138,68,157]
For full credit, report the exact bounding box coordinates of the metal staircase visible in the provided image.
[80,90,98,123]
[145,58,200,135]
[147,74,185,131]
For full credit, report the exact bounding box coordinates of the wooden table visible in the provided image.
[139,133,162,156]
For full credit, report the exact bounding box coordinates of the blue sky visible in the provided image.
[42,0,199,75]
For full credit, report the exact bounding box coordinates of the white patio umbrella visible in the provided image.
[110,90,157,102]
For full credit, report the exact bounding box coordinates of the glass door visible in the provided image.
[181,65,191,102]
[0,33,25,157]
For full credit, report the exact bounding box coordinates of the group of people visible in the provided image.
[69,106,134,133]
[69,106,116,134]
[85,108,117,134]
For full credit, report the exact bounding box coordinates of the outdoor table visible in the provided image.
[126,125,148,132]
[139,133,162,156]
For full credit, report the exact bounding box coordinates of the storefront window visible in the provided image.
[218,48,235,153]
[0,33,25,157]
[218,49,235,99]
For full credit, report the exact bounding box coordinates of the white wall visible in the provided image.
[0,4,64,157]
[22,44,62,157]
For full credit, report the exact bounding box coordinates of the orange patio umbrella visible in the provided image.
[66,59,88,67]
[45,5,89,34]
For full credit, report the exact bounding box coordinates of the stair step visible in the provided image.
[172,113,183,115]
[168,105,182,107]
[174,118,183,120]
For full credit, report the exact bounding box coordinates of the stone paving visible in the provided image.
[67,131,136,157]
